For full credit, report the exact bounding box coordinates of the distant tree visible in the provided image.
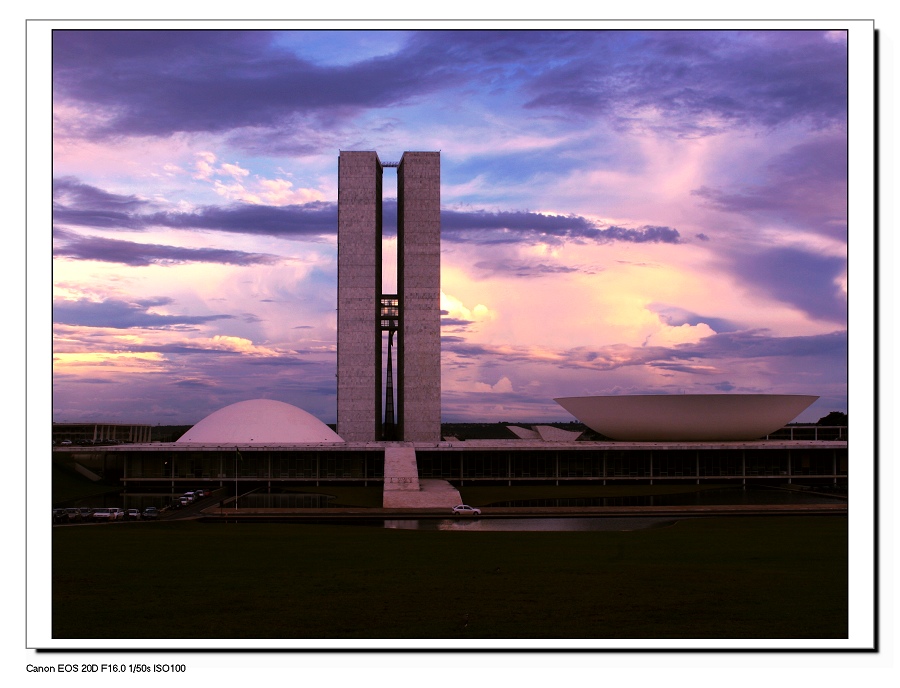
[816,411,847,426]
[151,425,194,442]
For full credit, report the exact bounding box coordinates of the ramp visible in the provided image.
[72,461,103,482]
[383,446,461,508]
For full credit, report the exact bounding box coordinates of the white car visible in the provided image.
[451,504,481,516]
[93,507,123,521]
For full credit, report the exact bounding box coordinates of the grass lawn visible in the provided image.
[52,515,847,641]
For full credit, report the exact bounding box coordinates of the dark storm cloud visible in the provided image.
[53,30,845,142]
[53,228,281,266]
[692,135,847,238]
[53,297,234,329]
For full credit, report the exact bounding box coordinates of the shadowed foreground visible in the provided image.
[52,516,847,641]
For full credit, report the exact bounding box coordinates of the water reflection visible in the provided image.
[385,517,675,531]
[488,486,846,508]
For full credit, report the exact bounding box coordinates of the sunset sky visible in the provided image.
[51,28,851,426]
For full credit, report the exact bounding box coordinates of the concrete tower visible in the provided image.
[397,152,441,442]
[337,151,441,442]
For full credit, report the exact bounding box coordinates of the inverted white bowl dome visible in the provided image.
[554,394,818,441]
[176,399,343,444]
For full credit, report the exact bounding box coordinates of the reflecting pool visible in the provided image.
[486,486,846,508]
[385,517,676,531]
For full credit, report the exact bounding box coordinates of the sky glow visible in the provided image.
[51,27,850,426]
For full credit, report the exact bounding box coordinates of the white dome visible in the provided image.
[176,399,343,444]
[554,394,818,441]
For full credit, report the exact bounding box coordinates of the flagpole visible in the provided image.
[234,446,238,510]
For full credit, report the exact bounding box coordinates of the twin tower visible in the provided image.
[336,151,441,442]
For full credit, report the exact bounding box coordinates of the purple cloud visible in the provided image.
[146,202,337,236]
[441,329,846,372]
[692,134,847,239]
[54,178,683,247]
[53,30,457,139]
[53,228,281,267]
[647,303,739,333]
[472,260,586,278]
[54,176,149,210]
[53,177,150,230]
[525,31,847,135]
[727,248,846,324]
[53,30,845,144]
[53,297,234,329]
[442,208,681,245]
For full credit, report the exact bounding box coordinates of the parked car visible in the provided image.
[78,507,92,520]
[142,507,159,520]
[125,508,141,520]
[194,489,205,499]
[93,507,124,521]
[451,504,482,516]
[53,509,67,524]
[64,507,82,522]
[183,491,195,503]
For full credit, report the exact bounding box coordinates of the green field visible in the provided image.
[52,515,847,640]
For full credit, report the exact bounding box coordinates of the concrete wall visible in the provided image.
[337,151,382,441]
[397,152,441,442]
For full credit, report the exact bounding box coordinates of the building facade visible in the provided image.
[56,440,847,490]
[337,151,441,442]
[52,422,153,445]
